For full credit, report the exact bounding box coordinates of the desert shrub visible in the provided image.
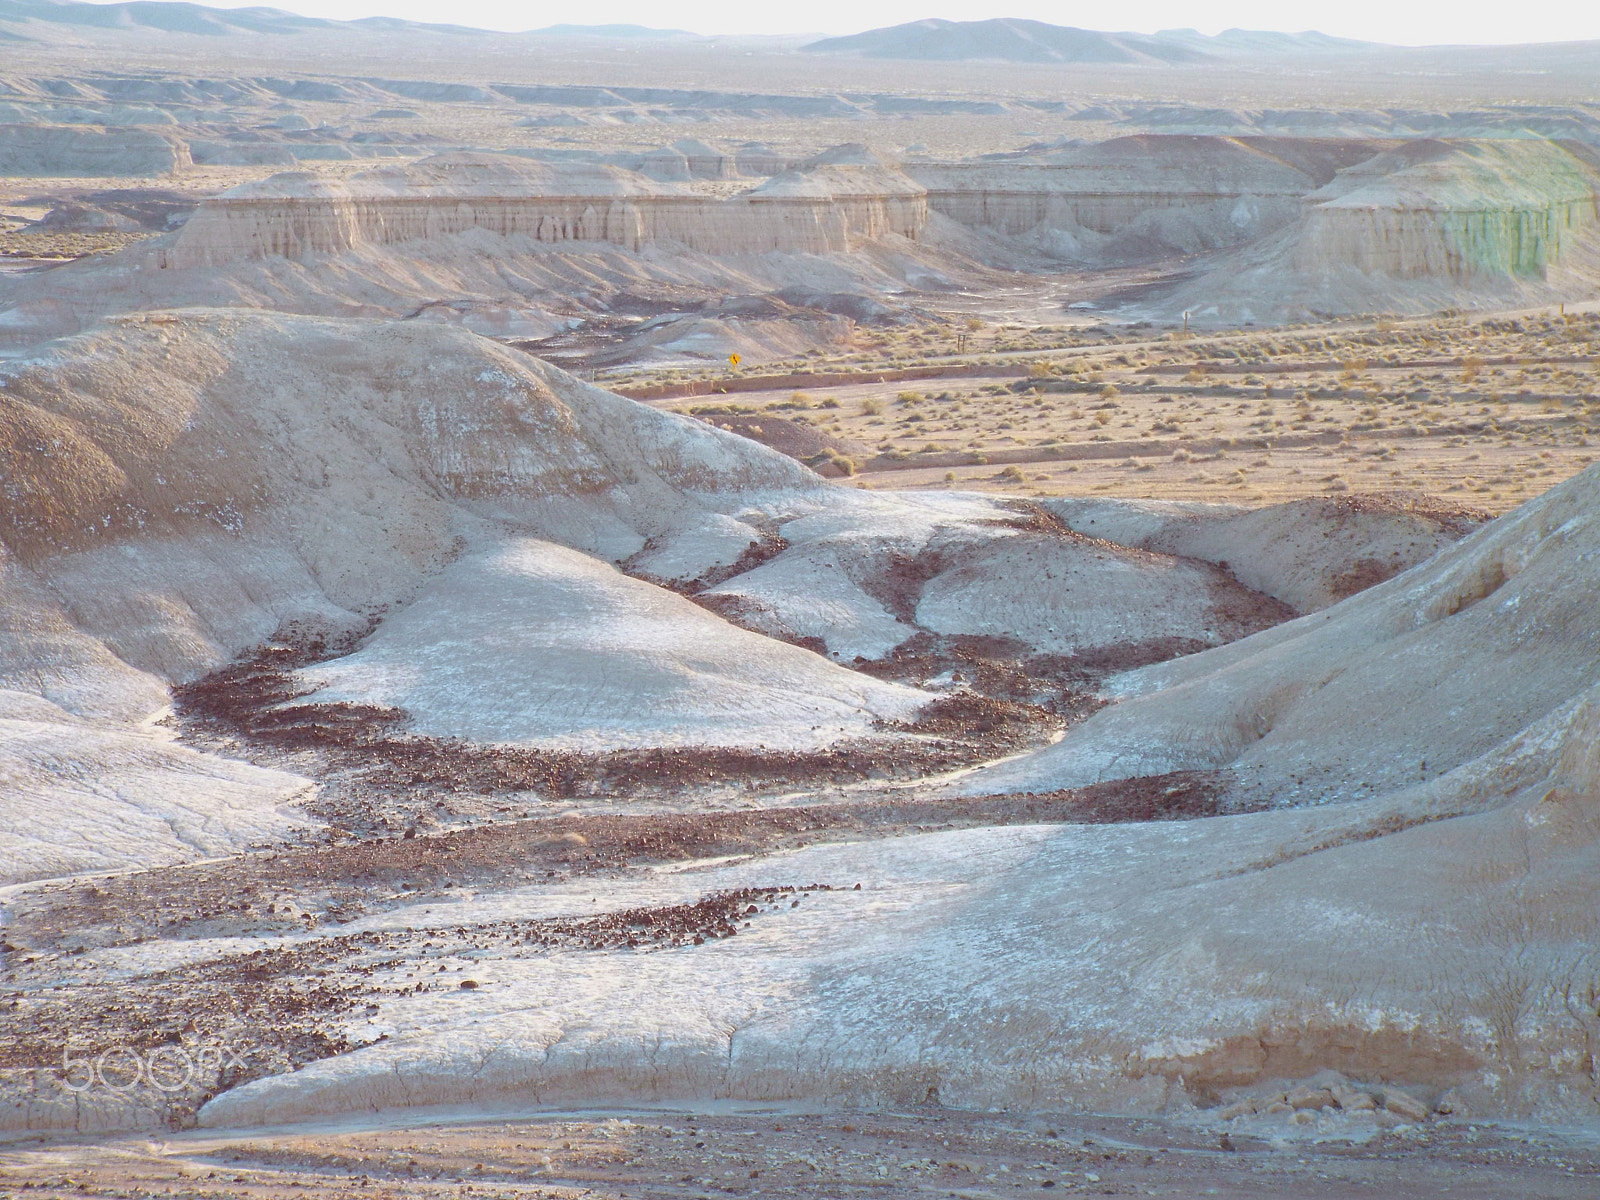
[859,397,882,416]
[998,465,1026,482]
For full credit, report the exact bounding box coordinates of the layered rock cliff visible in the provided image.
[171,152,926,265]
[908,136,1378,253]
[169,138,1597,286]
[1292,139,1600,279]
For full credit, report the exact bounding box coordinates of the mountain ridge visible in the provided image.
[0,0,703,40]
[802,17,1385,63]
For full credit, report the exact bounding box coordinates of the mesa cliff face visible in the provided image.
[167,138,1600,292]
[171,153,927,265]
[913,136,1600,290]
[1292,140,1600,279]
[908,136,1384,253]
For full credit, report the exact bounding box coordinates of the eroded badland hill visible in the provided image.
[2,9,1599,1198]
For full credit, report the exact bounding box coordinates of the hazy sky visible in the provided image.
[197,0,1600,44]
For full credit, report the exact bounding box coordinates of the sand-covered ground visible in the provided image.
[618,308,1600,512]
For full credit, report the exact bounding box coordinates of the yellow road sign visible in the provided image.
[728,353,740,368]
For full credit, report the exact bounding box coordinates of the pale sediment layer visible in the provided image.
[167,138,1600,300]
[918,137,1600,285]
[910,135,1328,242]
[1149,139,1600,321]
[170,153,927,265]
[1292,139,1600,280]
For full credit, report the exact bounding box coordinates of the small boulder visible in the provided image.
[1332,1084,1377,1111]
[1382,1090,1430,1122]
[1434,1089,1470,1118]
[1287,1086,1335,1111]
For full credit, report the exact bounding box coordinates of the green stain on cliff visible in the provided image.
[1304,138,1600,280]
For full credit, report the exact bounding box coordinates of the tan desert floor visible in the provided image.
[623,309,1598,513]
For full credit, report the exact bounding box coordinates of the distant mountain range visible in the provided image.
[0,1,695,40]
[802,18,1379,63]
[0,2,1590,68]
[0,0,481,36]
